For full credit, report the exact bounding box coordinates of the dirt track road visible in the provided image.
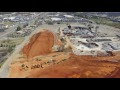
[0,25,42,78]
[0,23,66,78]
[0,12,50,78]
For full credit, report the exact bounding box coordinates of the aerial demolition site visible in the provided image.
[8,22,120,78]
[2,12,120,78]
[61,25,120,57]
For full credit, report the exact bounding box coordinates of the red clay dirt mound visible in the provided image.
[27,54,120,78]
[105,67,120,78]
[23,30,60,58]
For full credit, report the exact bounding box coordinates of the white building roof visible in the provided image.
[51,17,61,21]
[63,15,74,18]
[17,31,24,34]
[9,17,16,20]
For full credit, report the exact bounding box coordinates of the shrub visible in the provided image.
[21,64,25,67]
[47,21,54,25]
[0,44,3,47]
[16,26,21,31]
[62,59,66,61]
[8,46,13,53]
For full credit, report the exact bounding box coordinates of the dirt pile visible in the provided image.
[105,67,120,78]
[23,30,61,58]
[11,28,120,78]
[27,53,120,78]
[9,52,70,78]
[10,52,120,78]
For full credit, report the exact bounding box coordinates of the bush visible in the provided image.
[8,46,13,53]
[0,44,3,47]
[21,64,25,67]
[26,65,29,68]
[47,21,54,25]
[16,26,21,31]
[62,59,66,61]
[14,44,16,47]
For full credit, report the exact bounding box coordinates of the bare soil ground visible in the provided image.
[9,52,120,78]
[22,30,55,58]
[9,28,120,78]
[9,30,67,78]
[9,52,70,78]
[27,53,120,78]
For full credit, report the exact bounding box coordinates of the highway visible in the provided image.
[0,12,49,78]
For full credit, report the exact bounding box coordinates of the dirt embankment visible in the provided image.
[105,67,120,78]
[22,30,62,58]
[27,53,120,78]
[11,29,120,78]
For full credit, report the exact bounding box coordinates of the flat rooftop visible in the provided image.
[70,37,120,51]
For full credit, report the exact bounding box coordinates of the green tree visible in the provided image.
[16,26,21,31]
[14,44,16,47]
[47,21,53,25]
[1,44,3,47]
[8,46,13,53]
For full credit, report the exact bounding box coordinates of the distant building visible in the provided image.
[0,24,7,32]
[51,17,62,22]
[63,15,74,18]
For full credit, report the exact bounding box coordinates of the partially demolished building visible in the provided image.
[61,25,120,56]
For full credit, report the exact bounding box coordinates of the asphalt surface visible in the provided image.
[0,12,45,40]
[0,24,18,39]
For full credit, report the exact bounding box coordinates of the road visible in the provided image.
[0,12,50,78]
[0,25,42,78]
[0,24,18,39]
[0,12,46,39]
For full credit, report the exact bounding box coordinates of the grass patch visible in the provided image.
[0,37,24,45]
[13,38,24,45]
[90,17,120,29]
[0,60,6,68]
